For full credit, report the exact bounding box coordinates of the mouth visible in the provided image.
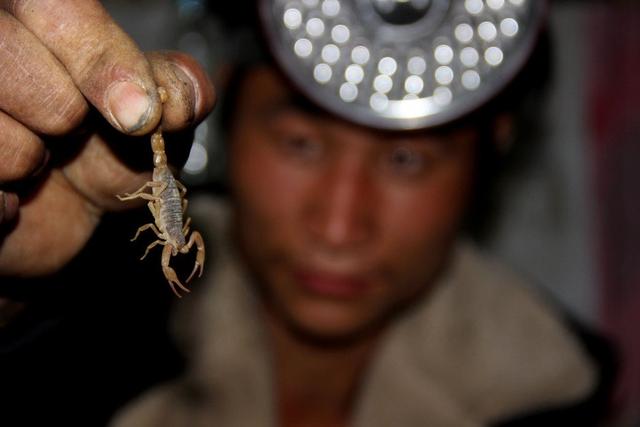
[293,269,374,299]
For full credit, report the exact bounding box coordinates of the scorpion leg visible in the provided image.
[176,180,187,196]
[117,181,161,200]
[147,201,162,227]
[182,216,191,235]
[162,244,190,297]
[131,223,163,242]
[183,230,205,283]
[117,192,161,202]
[141,239,165,260]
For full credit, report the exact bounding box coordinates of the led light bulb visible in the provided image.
[260,0,546,129]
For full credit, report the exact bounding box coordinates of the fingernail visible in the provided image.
[170,62,200,117]
[107,81,152,133]
[0,191,19,224]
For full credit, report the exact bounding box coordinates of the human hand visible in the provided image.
[0,0,215,277]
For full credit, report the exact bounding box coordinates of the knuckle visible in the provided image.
[0,10,88,135]
[3,0,25,15]
[8,0,59,21]
[72,36,112,84]
[9,147,40,179]
[71,30,141,94]
[40,89,89,135]
[0,135,43,181]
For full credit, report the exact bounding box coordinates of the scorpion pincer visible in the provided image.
[117,88,205,297]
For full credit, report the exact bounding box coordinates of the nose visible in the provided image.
[304,155,375,250]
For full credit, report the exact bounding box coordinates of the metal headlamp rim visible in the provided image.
[258,0,548,131]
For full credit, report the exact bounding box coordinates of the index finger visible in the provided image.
[2,0,162,135]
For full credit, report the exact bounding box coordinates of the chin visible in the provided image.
[277,297,386,345]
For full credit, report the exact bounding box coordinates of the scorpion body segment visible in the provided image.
[117,90,205,297]
[153,162,186,249]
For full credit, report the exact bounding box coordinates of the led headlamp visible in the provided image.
[259,0,546,130]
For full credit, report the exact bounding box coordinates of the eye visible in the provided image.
[278,134,324,162]
[268,111,325,163]
[386,146,427,176]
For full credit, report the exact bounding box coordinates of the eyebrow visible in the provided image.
[265,91,329,118]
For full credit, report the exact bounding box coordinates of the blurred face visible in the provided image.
[228,66,477,342]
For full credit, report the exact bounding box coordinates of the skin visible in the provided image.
[228,67,480,427]
[0,0,215,276]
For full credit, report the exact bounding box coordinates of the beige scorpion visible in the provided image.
[117,88,204,297]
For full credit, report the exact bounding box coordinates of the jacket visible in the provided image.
[111,196,608,427]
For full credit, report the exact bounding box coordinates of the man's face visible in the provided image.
[228,66,477,341]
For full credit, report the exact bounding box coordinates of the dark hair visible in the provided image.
[464,29,553,240]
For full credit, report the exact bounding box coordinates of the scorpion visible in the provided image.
[117,88,204,297]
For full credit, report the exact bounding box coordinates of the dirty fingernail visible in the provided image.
[0,191,19,224]
[171,62,199,115]
[107,81,152,133]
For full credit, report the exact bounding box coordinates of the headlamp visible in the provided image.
[259,0,546,130]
